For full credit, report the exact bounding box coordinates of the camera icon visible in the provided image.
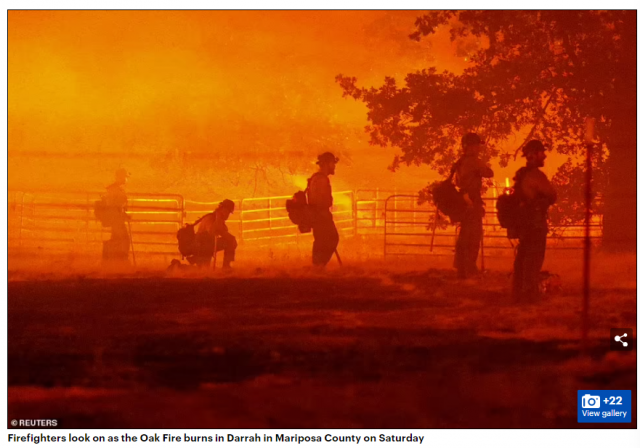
[582,394,600,409]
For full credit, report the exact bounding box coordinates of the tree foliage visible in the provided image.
[337,11,635,225]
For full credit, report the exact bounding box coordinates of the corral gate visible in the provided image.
[383,194,603,260]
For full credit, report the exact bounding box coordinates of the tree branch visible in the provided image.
[512,88,557,159]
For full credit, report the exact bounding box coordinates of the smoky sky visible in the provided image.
[9,11,468,155]
[11,11,556,195]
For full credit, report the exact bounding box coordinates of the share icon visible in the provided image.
[614,333,628,347]
[610,328,634,351]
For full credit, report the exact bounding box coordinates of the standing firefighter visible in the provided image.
[102,168,131,263]
[308,152,340,267]
[191,199,237,269]
[453,133,494,278]
[512,140,557,301]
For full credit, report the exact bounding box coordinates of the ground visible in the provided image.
[7,262,637,429]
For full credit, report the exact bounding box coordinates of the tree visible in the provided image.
[337,10,636,251]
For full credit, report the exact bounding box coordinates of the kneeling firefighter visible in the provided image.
[190,199,237,269]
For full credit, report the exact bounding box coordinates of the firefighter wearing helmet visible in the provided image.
[307,152,340,267]
[453,133,494,278]
[511,139,557,301]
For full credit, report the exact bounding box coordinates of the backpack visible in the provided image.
[94,196,112,227]
[496,190,524,238]
[177,213,213,258]
[497,167,534,238]
[286,178,314,234]
[431,160,467,223]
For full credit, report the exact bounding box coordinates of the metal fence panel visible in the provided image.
[8,189,358,259]
[8,191,184,259]
[8,187,602,264]
[383,194,603,259]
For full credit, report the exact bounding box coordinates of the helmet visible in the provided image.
[522,140,545,156]
[115,168,130,181]
[219,199,235,213]
[316,152,339,165]
[461,132,485,148]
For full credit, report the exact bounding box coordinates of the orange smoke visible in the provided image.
[9,11,556,200]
